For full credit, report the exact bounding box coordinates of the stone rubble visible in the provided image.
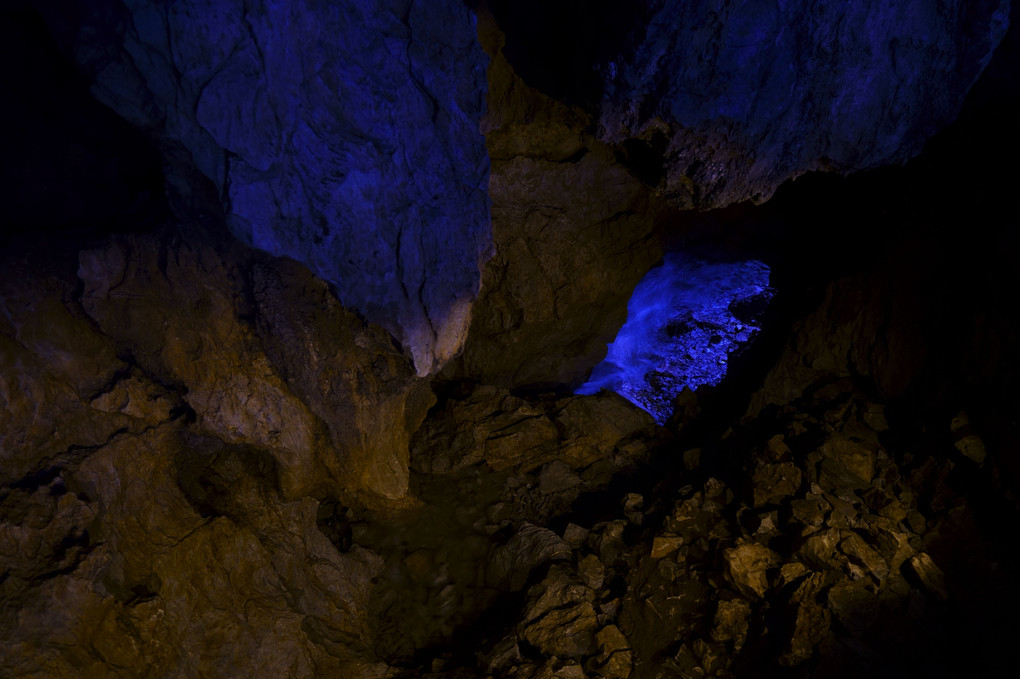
[4,238,1017,673]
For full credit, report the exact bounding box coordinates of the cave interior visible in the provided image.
[2,0,1020,677]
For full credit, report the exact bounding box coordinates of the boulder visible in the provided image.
[519,565,599,658]
[723,539,780,598]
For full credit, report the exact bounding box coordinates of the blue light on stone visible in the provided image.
[598,0,1011,207]
[73,0,490,375]
[577,253,774,423]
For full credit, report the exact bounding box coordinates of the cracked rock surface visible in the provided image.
[44,0,490,375]
[595,0,1011,208]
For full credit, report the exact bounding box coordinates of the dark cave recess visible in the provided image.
[0,6,166,246]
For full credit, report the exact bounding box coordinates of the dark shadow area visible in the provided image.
[0,3,165,248]
[480,0,650,107]
[175,436,282,522]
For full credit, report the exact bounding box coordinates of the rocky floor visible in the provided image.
[2,220,1018,678]
[320,378,1020,678]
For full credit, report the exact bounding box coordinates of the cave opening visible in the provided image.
[577,251,774,423]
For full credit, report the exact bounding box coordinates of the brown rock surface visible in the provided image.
[781,573,832,666]
[76,234,330,500]
[4,6,1019,676]
[752,462,803,506]
[1,227,452,676]
[248,256,432,502]
[411,386,656,476]
[711,599,752,649]
[442,12,671,389]
[0,250,161,487]
[519,565,599,658]
[723,539,780,598]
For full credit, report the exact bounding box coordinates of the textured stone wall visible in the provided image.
[47,0,490,376]
[449,0,1010,390]
[595,0,1011,208]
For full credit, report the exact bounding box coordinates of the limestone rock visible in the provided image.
[2,444,388,677]
[519,565,599,658]
[799,529,846,572]
[651,536,684,559]
[487,523,572,591]
[839,532,889,583]
[826,579,879,636]
[820,429,878,485]
[0,251,166,487]
[411,386,655,475]
[951,411,988,464]
[77,233,326,500]
[563,523,590,550]
[58,0,490,375]
[777,562,810,589]
[410,386,559,473]
[594,625,633,679]
[578,554,606,591]
[248,256,430,501]
[444,13,668,389]
[540,461,583,495]
[711,599,752,650]
[791,495,831,530]
[822,492,861,529]
[722,539,780,598]
[906,552,948,601]
[863,517,916,572]
[780,573,832,666]
[764,434,792,462]
[593,520,629,567]
[861,488,909,524]
[751,462,803,506]
[553,392,658,469]
[0,476,96,618]
[75,231,428,502]
[598,0,1009,208]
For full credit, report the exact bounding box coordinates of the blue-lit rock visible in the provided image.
[66,0,489,375]
[578,254,774,423]
[599,0,1010,208]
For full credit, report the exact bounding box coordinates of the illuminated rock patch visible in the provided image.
[578,253,773,422]
[62,0,490,375]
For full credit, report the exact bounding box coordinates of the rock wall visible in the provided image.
[33,0,1010,388]
[1,224,433,504]
[445,0,1010,390]
[597,0,1011,208]
[37,0,490,376]
[442,9,674,389]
